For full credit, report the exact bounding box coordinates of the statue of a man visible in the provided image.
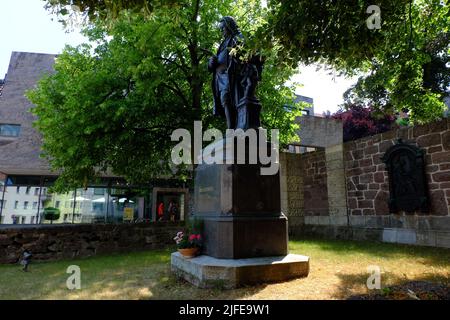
[208,16,263,130]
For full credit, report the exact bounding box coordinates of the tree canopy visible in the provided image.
[34,0,449,190]
[267,0,449,123]
[45,0,450,123]
[29,0,302,191]
[43,0,177,25]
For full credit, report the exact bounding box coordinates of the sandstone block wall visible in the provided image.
[0,222,182,264]
[344,119,450,217]
[283,118,450,248]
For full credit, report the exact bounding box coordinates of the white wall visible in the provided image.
[0,186,45,224]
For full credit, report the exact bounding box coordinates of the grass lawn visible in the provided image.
[0,238,449,300]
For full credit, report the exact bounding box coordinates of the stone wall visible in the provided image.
[280,152,303,227]
[284,118,450,248]
[302,151,329,216]
[296,116,343,148]
[344,119,450,217]
[280,151,328,227]
[0,222,182,264]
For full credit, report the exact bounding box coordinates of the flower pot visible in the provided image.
[178,247,199,258]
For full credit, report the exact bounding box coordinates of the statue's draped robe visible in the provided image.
[209,32,245,121]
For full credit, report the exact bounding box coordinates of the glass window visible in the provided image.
[92,202,104,212]
[0,178,154,224]
[7,176,41,186]
[108,188,152,223]
[0,124,21,137]
[74,187,107,223]
[94,188,105,195]
[43,176,57,186]
[155,191,185,222]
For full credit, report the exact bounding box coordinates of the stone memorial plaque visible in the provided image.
[382,139,429,213]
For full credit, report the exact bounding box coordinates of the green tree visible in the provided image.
[46,0,450,122]
[28,0,302,191]
[266,0,449,123]
[43,0,178,25]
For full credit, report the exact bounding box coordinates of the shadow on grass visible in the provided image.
[54,259,268,300]
[139,267,268,300]
[0,248,174,299]
[332,272,450,300]
[290,237,450,267]
[0,248,268,300]
[4,238,449,300]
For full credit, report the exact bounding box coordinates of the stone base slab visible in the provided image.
[171,252,310,289]
[290,224,450,248]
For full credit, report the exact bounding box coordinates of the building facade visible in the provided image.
[0,52,189,225]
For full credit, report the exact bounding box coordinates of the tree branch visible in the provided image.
[179,22,193,47]
[160,82,190,107]
[158,56,191,81]
[192,0,200,23]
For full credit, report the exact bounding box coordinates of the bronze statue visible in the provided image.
[208,16,263,130]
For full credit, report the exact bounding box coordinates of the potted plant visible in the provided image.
[173,231,202,258]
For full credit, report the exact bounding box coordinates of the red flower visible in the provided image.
[189,234,196,241]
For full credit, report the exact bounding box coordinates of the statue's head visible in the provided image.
[219,16,240,37]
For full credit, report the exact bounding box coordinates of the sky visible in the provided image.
[0,0,88,75]
[0,0,358,114]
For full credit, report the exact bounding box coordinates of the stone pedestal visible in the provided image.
[171,252,310,289]
[194,153,287,259]
[171,137,310,287]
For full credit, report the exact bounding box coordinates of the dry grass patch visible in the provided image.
[0,238,449,300]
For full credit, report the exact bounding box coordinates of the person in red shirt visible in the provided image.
[157,202,164,221]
